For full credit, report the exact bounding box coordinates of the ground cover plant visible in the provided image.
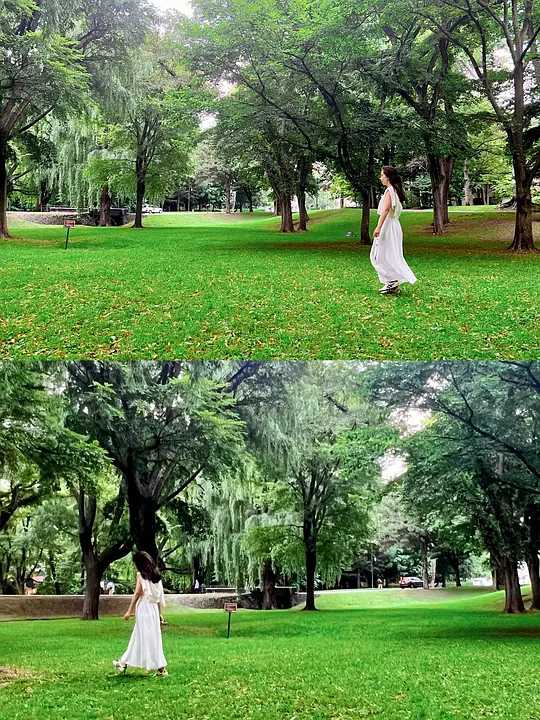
[1,588,539,720]
[0,208,538,359]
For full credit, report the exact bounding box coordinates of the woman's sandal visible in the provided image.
[113,660,127,673]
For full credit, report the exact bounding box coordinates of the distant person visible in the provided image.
[194,579,200,593]
[113,551,168,677]
[377,577,383,590]
[106,580,116,595]
[370,166,417,295]
[24,577,36,596]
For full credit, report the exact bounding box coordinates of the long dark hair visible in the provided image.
[133,551,161,583]
[382,166,406,203]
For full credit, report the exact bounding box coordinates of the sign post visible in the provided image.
[64,219,76,249]
[223,602,237,638]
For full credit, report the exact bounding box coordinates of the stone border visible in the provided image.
[0,592,307,620]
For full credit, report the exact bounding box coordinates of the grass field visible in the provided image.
[1,588,540,720]
[0,207,538,359]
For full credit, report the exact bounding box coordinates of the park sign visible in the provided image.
[64,219,76,249]
[224,602,238,638]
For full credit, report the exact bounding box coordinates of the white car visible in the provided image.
[142,204,163,214]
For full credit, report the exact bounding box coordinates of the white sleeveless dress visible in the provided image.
[370,186,417,286]
[119,573,167,670]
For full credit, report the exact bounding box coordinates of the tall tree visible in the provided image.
[0,0,153,238]
[365,360,540,612]
[190,0,386,243]
[404,422,531,612]
[417,0,540,250]
[0,362,104,533]
[66,362,247,561]
[374,5,470,233]
[247,365,394,610]
[73,468,132,620]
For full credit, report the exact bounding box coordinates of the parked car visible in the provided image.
[142,204,163,214]
[399,576,424,589]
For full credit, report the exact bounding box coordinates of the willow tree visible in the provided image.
[66,362,247,561]
[0,0,153,238]
[244,364,394,611]
[0,362,105,533]
[96,32,208,229]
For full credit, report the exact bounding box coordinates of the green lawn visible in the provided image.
[0,208,538,359]
[1,588,540,719]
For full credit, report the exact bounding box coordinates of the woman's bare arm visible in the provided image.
[374,192,392,237]
[158,601,167,624]
[123,574,143,620]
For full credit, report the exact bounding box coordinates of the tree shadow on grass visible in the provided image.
[217,605,540,644]
[108,672,157,684]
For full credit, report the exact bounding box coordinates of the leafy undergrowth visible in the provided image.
[1,588,539,719]
[0,207,538,359]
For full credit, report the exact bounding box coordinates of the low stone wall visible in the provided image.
[8,211,77,226]
[8,211,135,227]
[0,593,238,620]
[0,590,307,620]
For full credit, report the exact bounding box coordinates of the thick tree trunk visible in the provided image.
[297,189,308,231]
[296,158,311,231]
[127,483,159,560]
[525,504,540,610]
[280,193,295,233]
[490,553,503,590]
[48,552,62,595]
[224,180,232,214]
[452,559,461,588]
[79,491,101,620]
[502,558,525,613]
[527,553,540,610]
[134,175,145,229]
[261,559,277,610]
[0,136,11,239]
[303,514,318,611]
[463,160,474,206]
[427,154,453,234]
[420,537,430,589]
[303,539,317,611]
[191,555,204,592]
[99,184,112,226]
[510,155,535,251]
[82,553,102,620]
[247,190,254,213]
[360,190,371,245]
[36,180,52,212]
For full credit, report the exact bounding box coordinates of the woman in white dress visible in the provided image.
[370,166,417,295]
[113,551,168,676]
